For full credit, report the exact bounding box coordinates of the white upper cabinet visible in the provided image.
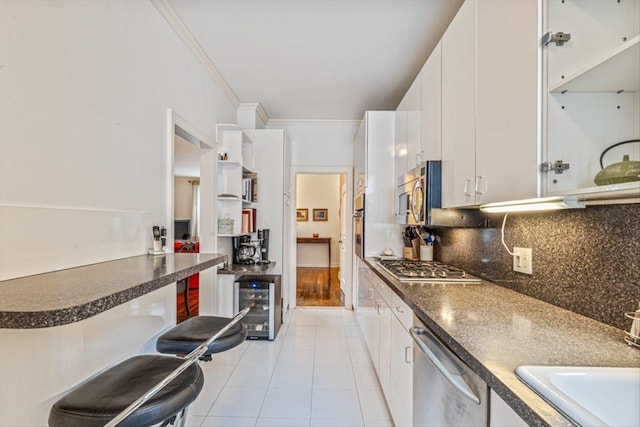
[354,118,367,194]
[394,94,409,180]
[542,0,640,199]
[406,74,423,170]
[421,41,442,162]
[441,0,477,208]
[441,0,538,208]
[475,0,538,205]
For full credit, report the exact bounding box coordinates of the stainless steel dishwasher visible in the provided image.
[411,314,488,426]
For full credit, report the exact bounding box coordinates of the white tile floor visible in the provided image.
[185,308,393,427]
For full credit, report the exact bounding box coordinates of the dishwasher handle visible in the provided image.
[410,326,481,405]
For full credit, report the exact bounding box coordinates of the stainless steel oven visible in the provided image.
[354,193,364,258]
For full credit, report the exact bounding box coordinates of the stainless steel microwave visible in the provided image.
[397,161,441,225]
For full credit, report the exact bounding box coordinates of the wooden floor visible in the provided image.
[178,267,342,321]
[296,267,342,306]
[177,287,199,324]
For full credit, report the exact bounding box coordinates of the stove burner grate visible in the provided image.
[378,260,480,283]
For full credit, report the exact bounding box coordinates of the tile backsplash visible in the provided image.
[436,203,640,331]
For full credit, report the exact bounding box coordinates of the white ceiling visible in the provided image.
[169,0,463,121]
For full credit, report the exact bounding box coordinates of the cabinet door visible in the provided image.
[395,95,409,179]
[389,314,413,427]
[354,118,367,194]
[378,297,392,395]
[213,274,235,317]
[475,0,538,204]
[406,74,423,169]
[421,41,442,161]
[441,0,476,208]
[543,0,639,198]
[489,389,527,427]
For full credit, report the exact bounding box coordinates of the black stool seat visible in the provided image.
[156,316,247,357]
[49,355,203,427]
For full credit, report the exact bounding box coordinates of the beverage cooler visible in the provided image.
[234,275,282,340]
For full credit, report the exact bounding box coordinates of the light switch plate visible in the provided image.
[513,247,532,275]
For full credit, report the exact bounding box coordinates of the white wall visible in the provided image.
[268,121,359,168]
[0,1,237,279]
[296,174,341,267]
[174,176,194,220]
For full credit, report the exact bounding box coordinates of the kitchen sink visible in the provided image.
[516,365,640,427]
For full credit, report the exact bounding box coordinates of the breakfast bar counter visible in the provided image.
[0,253,227,329]
[0,253,227,426]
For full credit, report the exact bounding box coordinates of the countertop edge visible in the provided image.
[0,254,226,329]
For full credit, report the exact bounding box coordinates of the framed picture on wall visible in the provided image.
[296,208,308,221]
[313,208,328,221]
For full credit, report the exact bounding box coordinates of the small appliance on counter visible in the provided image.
[257,228,270,265]
[148,225,165,255]
[232,229,271,265]
[232,234,254,264]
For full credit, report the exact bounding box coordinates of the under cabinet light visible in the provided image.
[479,196,585,213]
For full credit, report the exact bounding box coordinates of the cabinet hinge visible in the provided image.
[541,32,571,47]
[540,160,570,174]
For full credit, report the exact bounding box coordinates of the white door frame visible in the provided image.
[165,108,217,314]
[288,166,354,310]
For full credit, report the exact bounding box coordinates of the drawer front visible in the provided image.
[392,293,413,330]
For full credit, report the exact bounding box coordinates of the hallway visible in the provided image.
[296,267,342,306]
[185,308,392,427]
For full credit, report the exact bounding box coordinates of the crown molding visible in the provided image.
[266,118,362,127]
[151,0,241,108]
[238,102,270,126]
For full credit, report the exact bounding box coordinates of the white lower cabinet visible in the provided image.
[388,297,413,427]
[356,263,413,426]
[212,274,235,318]
[490,389,528,427]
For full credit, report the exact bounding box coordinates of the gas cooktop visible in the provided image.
[377,259,481,283]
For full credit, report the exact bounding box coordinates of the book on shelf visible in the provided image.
[241,208,257,233]
[242,173,258,202]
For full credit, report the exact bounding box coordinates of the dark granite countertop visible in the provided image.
[0,253,227,329]
[363,257,640,427]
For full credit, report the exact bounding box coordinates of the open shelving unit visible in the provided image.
[543,0,640,198]
[550,35,639,93]
[216,124,258,237]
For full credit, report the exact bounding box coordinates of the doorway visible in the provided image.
[167,110,215,323]
[295,173,346,307]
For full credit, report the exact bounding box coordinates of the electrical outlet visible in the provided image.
[513,247,532,275]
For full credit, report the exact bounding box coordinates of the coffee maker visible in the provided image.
[257,228,270,265]
[232,235,255,265]
[232,229,270,265]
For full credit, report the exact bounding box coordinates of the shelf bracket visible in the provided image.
[540,160,570,174]
[541,32,571,47]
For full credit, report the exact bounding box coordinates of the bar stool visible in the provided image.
[156,315,247,361]
[49,354,203,427]
[49,308,249,427]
